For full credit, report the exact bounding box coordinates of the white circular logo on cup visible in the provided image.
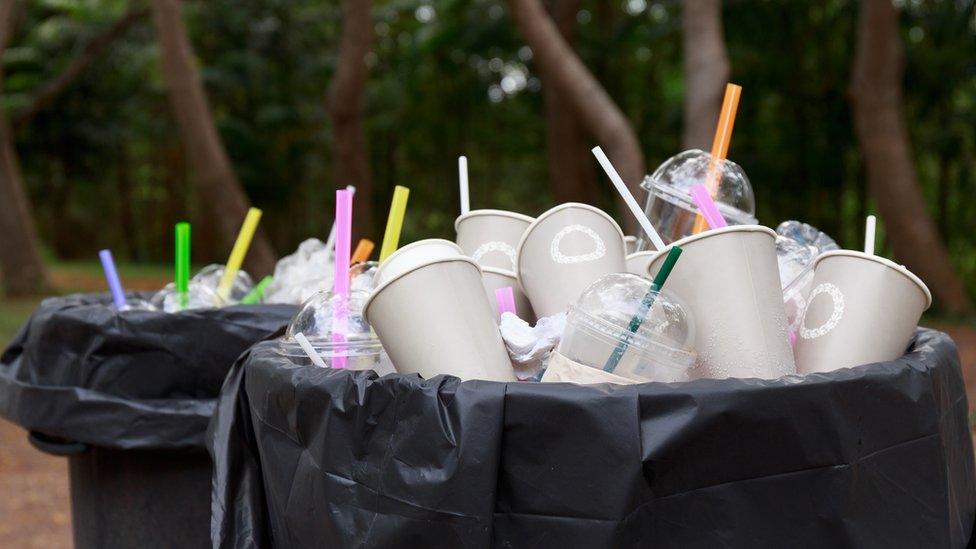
[799,283,845,340]
[472,241,517,270]
[550,224,607,265]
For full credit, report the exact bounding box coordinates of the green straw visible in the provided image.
[175,222,191,310]
[240,276,272,305]
[603,246,683,373]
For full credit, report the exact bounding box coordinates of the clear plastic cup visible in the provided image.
[191,264,255,303]
[350,261,380,293]
[279,289,394,374]
[556,273,697,383]
[150,281,226,312]
[638,150,757,249]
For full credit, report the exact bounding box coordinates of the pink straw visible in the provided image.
[690,184,728,230]
[495,287,517,317]
[332,189,353,369]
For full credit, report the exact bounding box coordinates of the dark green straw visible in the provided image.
[603,245,683,372]
[241,276,273,305]
[175,222,190,309]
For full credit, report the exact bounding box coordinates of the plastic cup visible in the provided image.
[373,239,464,287]
[625,252,656,277]
[646,225,795,379]
[364,256,515,382]
[516,203,627,318]
[455,209,534,271]
[540,350,639,385]
[794,251,931,374]
[480,267,535,322]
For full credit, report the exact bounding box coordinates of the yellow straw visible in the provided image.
[692,83,742,234]
[351,239,375,263]
[379,186,409,261]
[217,207,263,300]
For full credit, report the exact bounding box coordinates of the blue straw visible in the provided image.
[98,249,127,310]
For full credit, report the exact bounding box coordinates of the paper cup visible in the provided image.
[455,209,534,271]
[647,225,795,379]
[540,350,639,385]
[794,250,931,374]
[624,236,639,255]
[625,252,656,277]
[481,267,535,322]
[516,203,627,317]
[373,239,463,287]
[364,256,516,382]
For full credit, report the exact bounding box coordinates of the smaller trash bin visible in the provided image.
[0,293,295,549]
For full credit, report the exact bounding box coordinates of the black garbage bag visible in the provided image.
[210,328,976,548]
[0,292,296,449]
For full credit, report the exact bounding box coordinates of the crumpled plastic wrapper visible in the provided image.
[264,238,333,305]
[499,312,566,381]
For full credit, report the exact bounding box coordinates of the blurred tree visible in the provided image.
[850,0,972,313]
[149,0,277,276]
[681,0,728,150]
[0,0,48,296]
[327,0,374,240]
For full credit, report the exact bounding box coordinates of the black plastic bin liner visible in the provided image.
[209,328,976,548]
[0,292,295,449]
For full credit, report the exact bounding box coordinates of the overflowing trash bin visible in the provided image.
[0,293,294,548]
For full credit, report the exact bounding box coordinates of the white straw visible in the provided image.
[591,146,666,251]
[295,332,327,368]
[458,156,470,216]
[864,215,876,255]
[325,185,356,257]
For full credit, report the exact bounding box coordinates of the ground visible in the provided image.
[0,264,973,547]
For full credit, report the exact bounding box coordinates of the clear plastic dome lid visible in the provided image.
[642,149,755,216]
[191,264,254,303]
[350,261,380,293]
[280,289,382,357]
[571,273,696,356]
[150,281,226,312]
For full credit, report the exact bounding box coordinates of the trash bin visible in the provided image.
[0,293,295,549]
[209,328,976,548]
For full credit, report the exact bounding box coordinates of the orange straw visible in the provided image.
[692,83,742,234]
[351,239,375,263]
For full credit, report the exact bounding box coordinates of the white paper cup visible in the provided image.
[624,236,639,255]
[794,250,931,374]
[540,350,639,385]
[516,203,627,317]
[625,252,656,277]
[373,239,464,287]
[364,256,516,382]
[481,267,535,322]
[647,225,795,379]
[455,209,534,271]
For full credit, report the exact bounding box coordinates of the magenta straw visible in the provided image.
[495,287,517,317]
[690,184,728,229]
[331,189,353,369]
[98,249,127,309]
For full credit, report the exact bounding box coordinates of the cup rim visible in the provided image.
[454,209,535,231]
[626,251,657,261]
[813,250,932,308]
[481,266,517,279]
[515,202,627,286]
[373,238,464,285]
[364,255,483,320]
[644,224,777,274]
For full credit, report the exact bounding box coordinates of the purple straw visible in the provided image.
[495,287,517,317]
[98,249,127,310]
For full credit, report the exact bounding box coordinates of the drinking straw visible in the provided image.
[591,146,667,251]
[690,184,728,229]
[379,185,410,261]
[240,276,272,305]
[459,156,470,216]
[295,332,327,368]
[495,286,517,317]
[217,207,263,301]
[603,246,683,372]
[332,189,353,369]
[351,239,375,264]
[98,249,127,310]
[788,328,797,347]
[864,215,876,255]
[325,185,356,259]
[175,222,191,309]
[692,83,742,234]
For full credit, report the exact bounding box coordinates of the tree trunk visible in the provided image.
[540,0,596,204]
[0,0,50,296]
[506,0,644,234]
[681,0,730,150]
[326,0,374,241]
[12,7,149,129]
[149,0,276,276]
[849,0,971,312]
